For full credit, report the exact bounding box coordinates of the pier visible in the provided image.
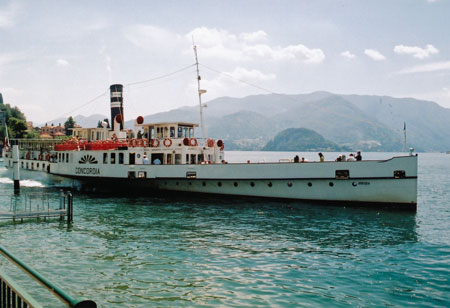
[0,191,74,223]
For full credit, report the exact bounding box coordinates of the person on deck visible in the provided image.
[347,153,356,161]
[318,152,324,162]
[294,155,300,163]
[355,151,362,161]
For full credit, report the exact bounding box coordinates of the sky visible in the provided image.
[1,0,450,124]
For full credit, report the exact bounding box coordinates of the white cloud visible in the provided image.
[427,0,439,3]
[56,59,69,67]
[364,49,386,61]
[396,61,450,74]
[188,27,325,64]
[226,67,276,82]
[393,44,438,59]
[201,67,276,98]
[340,51,356,59]
[239,30,267,43]
[0,2,19,28]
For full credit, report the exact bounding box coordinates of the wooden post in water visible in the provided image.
[12,145,20,194]
[67,192,73,223]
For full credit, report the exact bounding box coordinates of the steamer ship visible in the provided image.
[1,49,418,210]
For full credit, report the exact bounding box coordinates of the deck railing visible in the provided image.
[0,246,95,308]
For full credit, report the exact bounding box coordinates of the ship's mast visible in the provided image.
[193,43,207,142]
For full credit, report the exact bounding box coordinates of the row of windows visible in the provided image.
[21,161,47,171]
[162,181,334,188]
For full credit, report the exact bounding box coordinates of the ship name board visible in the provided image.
[75,167,100,175]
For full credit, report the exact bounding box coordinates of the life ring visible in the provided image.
[163,138,172,147]
[112,133,118,142]
[26,152,30,160]
[142,139,149,147]
[152,139,160,147]
[189,138,198,147]
[38,154,43,160]
[207,138,215,147]
[183,137,190,146]
[136,139,144,147]
[130,139,137,147]
[46,154,51,161]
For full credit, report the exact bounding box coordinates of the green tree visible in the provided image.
[64,116,76,136]
[7,117,28,138]
[25,130,40,139]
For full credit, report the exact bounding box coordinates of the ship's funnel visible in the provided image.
[110,84,124,131]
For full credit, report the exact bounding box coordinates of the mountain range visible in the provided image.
[44,92,450,152]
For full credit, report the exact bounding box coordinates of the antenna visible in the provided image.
[193,38,207,142]
[403,121,407,152]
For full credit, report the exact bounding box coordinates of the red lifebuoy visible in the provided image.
[46,154,51,161]
[130,139,137,147]
[163,138,172,147]
[189,138,198,146]
[137,139,144,147]
[152,139,160,147]
[207,138,215,147]
[183,137,190,146]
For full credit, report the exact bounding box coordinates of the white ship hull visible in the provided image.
[3,151,418,210]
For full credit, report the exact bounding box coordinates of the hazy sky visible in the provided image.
[1,0,450,124]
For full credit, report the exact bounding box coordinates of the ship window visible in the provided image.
[166,154,173,165]
[31,163,34,170]
[218,182,222,187]
[234,182,238,187]
[308,182,312,187]
[250,182,255,187]
[170,127,175,138]
[335,170,349,179]
[189,128,194,138]
[183,127,189,137]
[178,127,182,138]
[198,154,204,164]
[118,153,124,164]
[394,170,406,179]
[42,164,45,170]
[66,154,69,163]
[175,154,182,165]
[268,182,272,187]
[186,171,197,179]
[186,154,189,164]
[138,171,146,178]
[37,163,39,168]
[329,182,334,187]
[129,153,135,165]
[26,162,29,169]
[287,182,292,187]
[21,162,24,168]
[128,171,135,179]
[103,153,108,164]
[202,182,206,186]
[110,153,116,164]
[190,154,196,165]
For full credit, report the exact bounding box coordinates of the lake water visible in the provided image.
[0,152,449,307]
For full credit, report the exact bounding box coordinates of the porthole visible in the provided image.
[329,182,334,187]
[287,182,293,187]
[250,182,255,187]
[308,182,312,187]
[176,181,179,186]
[218,182,222,187]
[234,182,238,187]
[268,182,272,187]
[202,182,206,186]
[189,182,192,186]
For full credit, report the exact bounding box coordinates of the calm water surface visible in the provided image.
[0,152,449,307]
